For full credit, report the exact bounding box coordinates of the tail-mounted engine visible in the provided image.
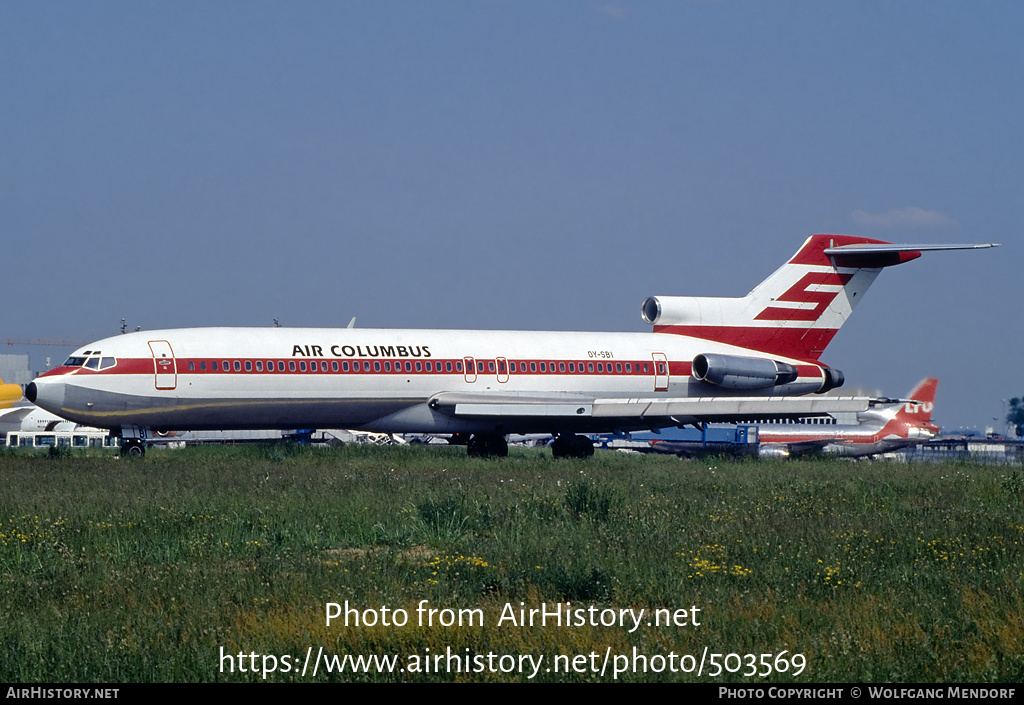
[641,296,742,327]
[818,366,844,393]
[691,353,844,393]
[692,353,799,390]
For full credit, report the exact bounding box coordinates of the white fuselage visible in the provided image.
[29,326,832,435]
[0,405,92,435]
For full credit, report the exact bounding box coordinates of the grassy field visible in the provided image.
[0,444,1021,682]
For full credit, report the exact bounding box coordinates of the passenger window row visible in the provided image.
[180,358,657,375]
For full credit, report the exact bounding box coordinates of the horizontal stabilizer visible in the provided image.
[824,242,999,254]
[823,242,998,268]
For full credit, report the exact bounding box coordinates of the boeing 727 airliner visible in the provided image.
[26,235,995,457]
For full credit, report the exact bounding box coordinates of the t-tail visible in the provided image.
[642,234,997,362]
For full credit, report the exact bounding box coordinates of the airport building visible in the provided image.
[0,354,33,388]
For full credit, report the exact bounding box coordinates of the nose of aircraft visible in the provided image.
[25,378,65,414]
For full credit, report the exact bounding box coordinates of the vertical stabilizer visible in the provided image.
[642,235,997,361]
[897,378,938,426]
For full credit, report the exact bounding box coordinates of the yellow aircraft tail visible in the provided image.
[0,377,23,408]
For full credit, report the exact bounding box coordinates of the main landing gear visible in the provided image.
[466,433,509,458]
[454,432,594,459]
[551,434,595,459]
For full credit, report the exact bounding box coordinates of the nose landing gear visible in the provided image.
[120,439,146,457]
[117,426,149,457]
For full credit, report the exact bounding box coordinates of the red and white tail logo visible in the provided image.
[898,378,938,422]
[642,235,995,361]
[753,271,854,322]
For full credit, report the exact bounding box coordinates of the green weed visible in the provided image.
[0,446,1020,682]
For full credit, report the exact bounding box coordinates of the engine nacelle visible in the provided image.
[692,353,799,389]
[641,296,747,326]
[818,366,845,393]
[758,445,791,460]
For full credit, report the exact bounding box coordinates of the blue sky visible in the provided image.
[1,1,1019,430]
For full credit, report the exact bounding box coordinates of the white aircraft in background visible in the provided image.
[756,378,940,458]
[26,235,995,457]
[0,404,102,436]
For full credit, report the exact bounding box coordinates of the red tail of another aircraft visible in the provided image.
[896,377,939,433]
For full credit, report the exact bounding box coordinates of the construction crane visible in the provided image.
[5,319,140,349]
[3,338,91,348]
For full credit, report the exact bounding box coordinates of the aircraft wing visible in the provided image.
[0,407,35,432]
[428,392,874,426]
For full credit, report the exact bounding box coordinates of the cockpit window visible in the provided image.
[63,354,116,370]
